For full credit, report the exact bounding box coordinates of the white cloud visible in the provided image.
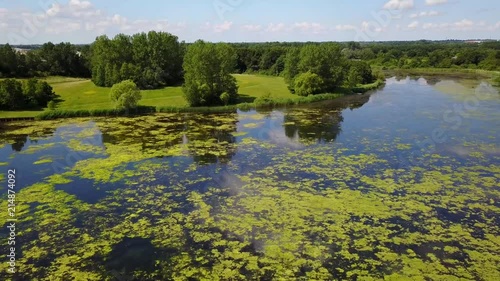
[453,19,474,28]
[46,20,81,34]
[361,21,383,33]
[46,4,61,16]
[69,0,92,10]
[200,21,233,33]
[0,0,188,42]
[422,19,479,31]
[266,23,286,32]
[334,24,357,31]
[292,22,326,34]
[410,10,440,18]
[425,0,448,6]
[214,21,233,33]
[383,0,414,10]
[242,24,262,32]
[112,14,127,25]
[408,21,419,29]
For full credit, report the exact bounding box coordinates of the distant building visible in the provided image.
[465,40,483,44]
[13,48,30,54]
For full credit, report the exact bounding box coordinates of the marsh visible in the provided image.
[0,76,499,280]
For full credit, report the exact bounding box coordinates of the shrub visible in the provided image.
[182,41,239,106]
[220,92,230,106]
[493,76,500,86]
[47,100,56,110]
[294,72,324,96]
[110,80,142,110]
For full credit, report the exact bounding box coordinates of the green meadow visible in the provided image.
[0,75,296,118]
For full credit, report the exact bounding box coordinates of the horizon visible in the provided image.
[6,38,500,47]
[1,0,499,44]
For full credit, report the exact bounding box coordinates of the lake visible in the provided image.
[0,76,499,280]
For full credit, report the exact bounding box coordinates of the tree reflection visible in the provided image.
[11,135,28,152]
[284,94,371,143]
[99,113,238,164]
[0,123,57,152]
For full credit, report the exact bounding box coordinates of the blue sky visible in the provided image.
[1,0,499,44]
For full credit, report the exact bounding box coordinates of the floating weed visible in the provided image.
[0,162,7,166]
[243,113,266,121]
[66,139,105,154]
[231,131,248,137]
[20,143,57,154]
[33,157,53,165]
[242,122,263,129]
[396,143,412,150]
[1,92,499,280]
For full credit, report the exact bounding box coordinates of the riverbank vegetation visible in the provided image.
[1,35,499,118]
[0,78,55,110]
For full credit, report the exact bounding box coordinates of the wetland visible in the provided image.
[0,75,499,280]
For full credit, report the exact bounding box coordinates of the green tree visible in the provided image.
[110,80,142,110]
[294,72,324,96]
[90,32,183,89]
[47,100,56,110]
[34,80,56,106]
[220,92,230,106]
[283,47,301,92]
[347,68,362,88]
[0,79,24,109]
[298,43,345,90]
[347,60,374,85]
[182,40,238,106]
[22,78,39,107]
[284,43,346,94]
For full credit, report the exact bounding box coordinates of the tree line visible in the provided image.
[1,35,499,109]
[0,43,90,78]
[0,78,56,110]
[2,39,499,82]
[90,32,184,89]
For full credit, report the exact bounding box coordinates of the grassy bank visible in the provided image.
[35,92,370,120]
[3,75,384,120]
[1,74,296,118]
[384,68,500,78]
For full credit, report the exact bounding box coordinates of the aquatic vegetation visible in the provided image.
[242,122,264,129]
[231,131,248,137]
[0,77,499,280]
[33,157,53,165]
[66,139,105,154]
[19,143,57,154]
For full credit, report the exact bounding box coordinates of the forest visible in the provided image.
[1,33,499,110]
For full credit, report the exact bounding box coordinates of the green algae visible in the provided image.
[230,131,248,137]
[33,157,53,165]
[0,88,499,280]
[20,143,57,154]
[242,122,264,128]
[66,139,105,154]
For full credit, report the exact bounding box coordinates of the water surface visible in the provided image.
[0,76,499,280]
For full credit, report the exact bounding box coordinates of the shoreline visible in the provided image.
[4,67,499,121]
[1,79,385,121]
[382,68,500,78]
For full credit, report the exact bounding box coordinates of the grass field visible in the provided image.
[0,74,296,118]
